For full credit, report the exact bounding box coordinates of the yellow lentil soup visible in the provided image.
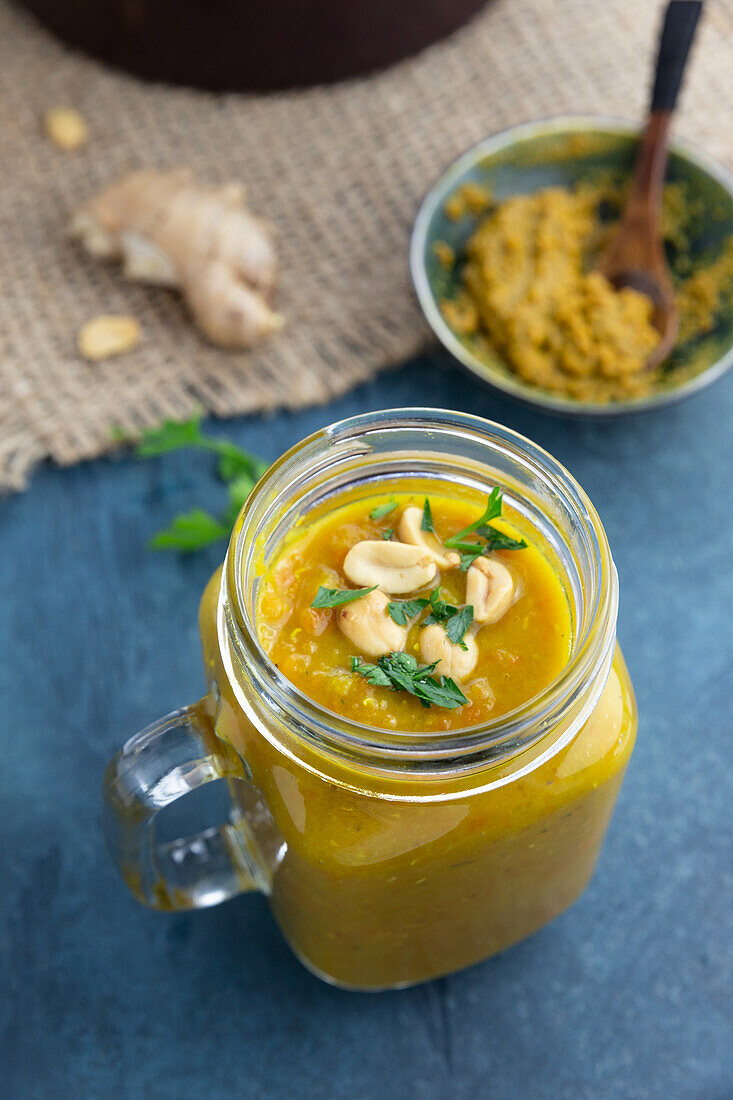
[256,487,572,731]
[195,462,636,988]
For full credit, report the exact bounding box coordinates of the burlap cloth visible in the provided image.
[1,0,731,490]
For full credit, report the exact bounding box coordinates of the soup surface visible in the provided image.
[256,483,572,733]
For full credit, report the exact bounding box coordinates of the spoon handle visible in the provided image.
[650,1,703,112]
[630,1,704,201]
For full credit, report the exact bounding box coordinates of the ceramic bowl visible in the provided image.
[410,115,733,417]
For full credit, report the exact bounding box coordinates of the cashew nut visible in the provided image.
[397,506,460,570]
[337,589,407,658]
[77,315,141,361]
[466,556,515,625]
[343,540,437,594]
[44,106,88,151]
[419,623,478,681]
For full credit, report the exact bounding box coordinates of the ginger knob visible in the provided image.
[70,169,282,349]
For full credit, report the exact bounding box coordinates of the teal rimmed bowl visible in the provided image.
[410,115,733,417]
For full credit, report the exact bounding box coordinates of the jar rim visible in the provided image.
[220,409,618,776]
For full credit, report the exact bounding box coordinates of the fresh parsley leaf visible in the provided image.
[132,413,269,552]
[421,497,435,533]
[387,596,430,626]
[421,589,473,648]
[413,673,469,709]
[423,587,459,625]
[443,538,487,555]
[445,488,502,545]
[368,652,438,708]
[370,500,397,520]
[459,547,484,571]
[454,532,527,570]
[228,472,257,508]
[376,653,434,706]
[350,651,469,710]
[312,585,377,609]
[137,413,267,484]
[391,652,417,668]
[222,473,258,527]
[136,413,209,456]
[382,528,394,541]
[475,526,528,552]
[217,446,269,484]
[149,509,229,551]
[444,488,527,568]
[444,488,503,548]
[350,656,392,687]
[445,605,474,648]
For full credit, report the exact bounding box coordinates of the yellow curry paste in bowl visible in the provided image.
[412,118,733,414]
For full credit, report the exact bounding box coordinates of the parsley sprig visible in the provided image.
[115,413,269,551]
[350,653,468,710]
[136,413,268,486]
[386,587,473,648]
[149,509,229,551]
[370,500,397,520]
[311,586,377,608]
[423,589,473,648]
[444,488,527,570]
[386,596,430,626]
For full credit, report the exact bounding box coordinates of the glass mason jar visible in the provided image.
[103,409,637,990]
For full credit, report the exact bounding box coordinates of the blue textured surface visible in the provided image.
[2,354,731,1099]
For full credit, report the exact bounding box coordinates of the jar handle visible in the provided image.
[102,699,281,910]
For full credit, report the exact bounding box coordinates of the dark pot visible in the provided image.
[19,0,489,91]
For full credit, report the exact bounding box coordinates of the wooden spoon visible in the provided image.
[598,1,703,368]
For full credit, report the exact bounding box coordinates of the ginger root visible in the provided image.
[70,169,283,349]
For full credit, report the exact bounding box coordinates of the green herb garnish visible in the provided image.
[349,657,393,687]
[148,509,230,551]
[444,487,503,546]
[382,528,394,540]
[386,596,430,626]
[350,653,468,710]
[422,587,455,624]
[457,547,484,570]
[311,585,377,609]
[444,488,527,570]
[444,605,474,648]
[423,588,473,649]
[116,413,268,552]
[136,412,268,483]
[421,497,435,533]
[370,500,397,520]
[476,527,528,551]
[223,472,260,527]
[387,587,473,647]
[134,415,211,456]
